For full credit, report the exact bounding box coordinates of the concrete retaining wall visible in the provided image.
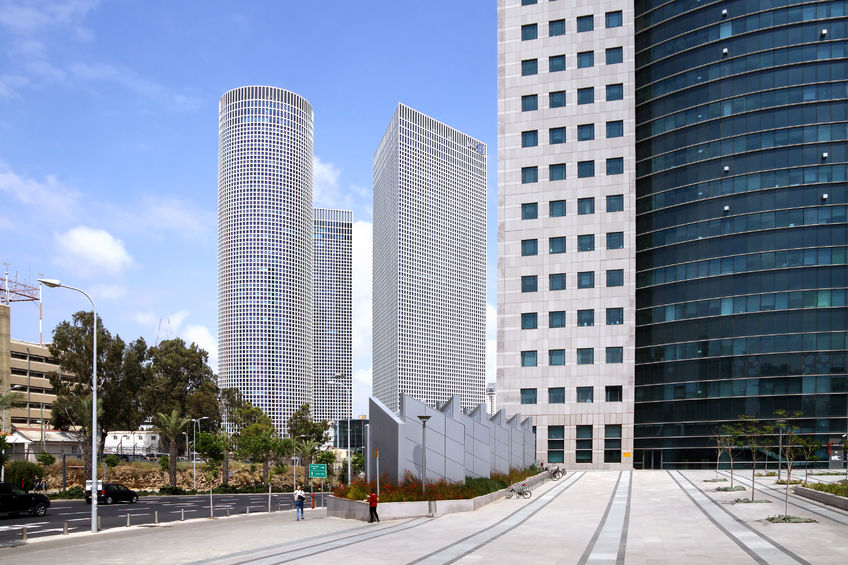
[327,471,548,521]
[794,485,848,511]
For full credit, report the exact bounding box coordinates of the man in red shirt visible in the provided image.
[367,490,379,523]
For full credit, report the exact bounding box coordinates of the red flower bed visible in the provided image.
[333,467,540,502]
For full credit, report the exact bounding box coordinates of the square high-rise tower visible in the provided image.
[497,2,636,469]
[313,208,353,425]
[373,104,487,412]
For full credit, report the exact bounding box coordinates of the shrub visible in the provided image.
[49,486,85,500]
[103,454,122,468]
[333,467,542,502]
[37,452,56,467]
[806,481,848,497]
[158,455,169,473]
[5,460,43,490]
[158,485,187,495]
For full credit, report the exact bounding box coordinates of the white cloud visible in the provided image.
[313,156,341,203]
[486,302,496,384]
[164,309,190,336]
[352,367,372,417]
[183,323,218,373]
[69,62,199,109]
[90,283,126,301]
[53,226,133,277]
[0,162,79,217]
[108,195,214,241]
[0,0,99,35]
[132,312,155,327]
[351,220,373,412]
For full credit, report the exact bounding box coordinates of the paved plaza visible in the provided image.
[2,471,847,564]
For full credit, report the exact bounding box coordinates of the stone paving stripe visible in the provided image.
[204,518,432,565]
[717,470,848,526]
[409,471,585,565]
[578,471,631,565]
[669,471,810,565]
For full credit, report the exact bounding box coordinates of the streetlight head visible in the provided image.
[38,278,62,288]
[418,415,431,423]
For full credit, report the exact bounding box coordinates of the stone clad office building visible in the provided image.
[498,1,847,469]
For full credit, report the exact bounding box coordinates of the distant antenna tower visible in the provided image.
[155,318,172,346]
[2,265,43,344]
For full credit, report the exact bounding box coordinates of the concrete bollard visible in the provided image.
[226,507,230,517]
[126,513,131,527]
[63,522,68,535]
[97,516,101,531]
[154,510,159,524]
[246,505,250,515]
[21,527,27,541]
[181,508,185,521]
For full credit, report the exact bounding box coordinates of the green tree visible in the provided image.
[738,415,773,501]
[145,338,219,426]
[798,436,821,482]
[287,404,330,444]
[50,395,103,480]
[157,409,190,487]
[195,430,231,486]
[36,451,56,467]
[48,311,151,478]
[714,425,740,486]
[238,423,280,484]
[774,413,802,518]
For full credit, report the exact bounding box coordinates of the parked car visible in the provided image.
[85,483,139,504]
[0,482,50,516]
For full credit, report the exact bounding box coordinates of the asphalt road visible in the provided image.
[0,491,328,545]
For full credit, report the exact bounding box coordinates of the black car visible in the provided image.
[85,483,139,505]
[0,482,50,516]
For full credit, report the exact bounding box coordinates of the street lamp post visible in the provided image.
[38,279,98,534]
[1,385,24,482]
[192,417,209,491]
[776,419,786,481]
[418,415,431,494]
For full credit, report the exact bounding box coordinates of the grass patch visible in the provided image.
[755,472,777,477]
[48,486,85,500]
[735,498,771,504]
[716,485,746,492]
[704,478,728,483]
[767,515,816,523]
[775,479,803,485]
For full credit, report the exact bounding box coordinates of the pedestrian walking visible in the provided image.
[294,485,306,520]
[366,490,379,523]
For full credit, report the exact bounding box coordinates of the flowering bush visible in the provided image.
[333,465,541,502]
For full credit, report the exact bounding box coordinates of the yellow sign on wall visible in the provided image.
[623,452,632,457]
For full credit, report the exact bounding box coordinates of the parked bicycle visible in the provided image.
[505,482,532,499]
[546,465,565,481]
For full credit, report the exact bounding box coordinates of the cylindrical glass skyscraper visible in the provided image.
[634,1,847,466]
[218,86,314,436]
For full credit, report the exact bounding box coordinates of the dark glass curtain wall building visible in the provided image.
[634,0,848,467]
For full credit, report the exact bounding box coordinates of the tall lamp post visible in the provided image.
[418,415,431,494]
[191,417,208,491]
[775,419,786,481]
[1,385,25,482]
[38,278,98,534]
[329,375,352,484]
[328,375,341,483]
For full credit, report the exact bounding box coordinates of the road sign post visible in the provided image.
[309,464,327,479]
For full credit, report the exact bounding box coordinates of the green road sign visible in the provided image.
[309,464,327,478]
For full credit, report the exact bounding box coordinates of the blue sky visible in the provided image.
[0,0,497,415]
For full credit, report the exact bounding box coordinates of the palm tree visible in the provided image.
[294,438,320,486]
[157,409,190,487]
